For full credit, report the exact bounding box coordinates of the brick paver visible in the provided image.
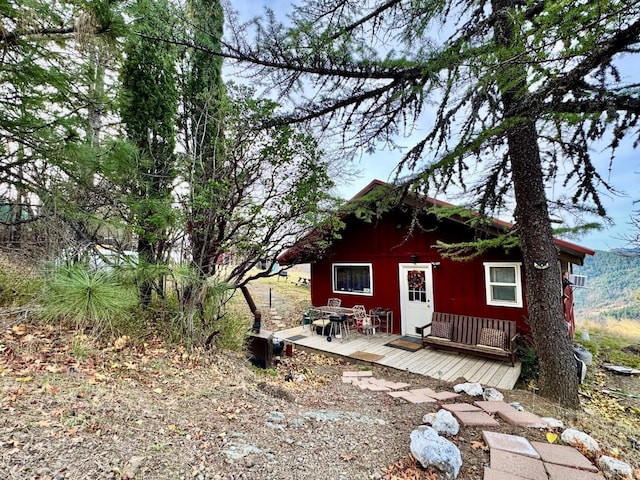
[380,381,411,390]
[483,467,537,480]
[531,441,598,472]
[497,409,547,427]
[490,449,548,480]
[397,393,437,403]
[544,463,603,480]
[441,402,483,412]
[409,387,437,395]
[482,431,540,458]
[365,384,391,391]
[455,411,500,427]
[474,400,514,413]
[387,391,408,397]
[341,376,606,480]
[427,391,461,401]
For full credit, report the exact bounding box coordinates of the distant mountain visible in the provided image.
[572,250,640,322]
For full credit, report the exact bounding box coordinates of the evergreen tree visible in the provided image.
[0,0,126,252]
[183,0,228,278]
[119,0,179,305]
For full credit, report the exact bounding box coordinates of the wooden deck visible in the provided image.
[274,326,522,390]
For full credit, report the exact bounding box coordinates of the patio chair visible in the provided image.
[353,304,379,335]
[327,298,342,307]
[308,308,330,336]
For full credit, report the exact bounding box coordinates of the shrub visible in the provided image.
[0,266,41,307]
[515,334,539,385]
[213,311,252,351]
[39,264,138,335]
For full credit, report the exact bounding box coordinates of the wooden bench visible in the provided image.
[418,312,517,365]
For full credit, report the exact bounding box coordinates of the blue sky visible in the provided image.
[228,0,639,252]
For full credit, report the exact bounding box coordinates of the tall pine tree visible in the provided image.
[120,0,179,305]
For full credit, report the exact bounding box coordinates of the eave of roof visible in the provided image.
[278,179,595,264]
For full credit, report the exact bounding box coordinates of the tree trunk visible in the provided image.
[138,235,154,308]
[507,123,580,407]
[492,0,579,407]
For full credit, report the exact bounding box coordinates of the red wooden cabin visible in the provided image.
[278,180,594,338]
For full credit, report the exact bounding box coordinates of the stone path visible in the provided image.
[342,371,607,480]
[482,431,602,480]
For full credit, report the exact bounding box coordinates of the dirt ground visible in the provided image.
[1,312,639,480]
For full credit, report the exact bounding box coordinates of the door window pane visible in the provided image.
[407,269,427,303]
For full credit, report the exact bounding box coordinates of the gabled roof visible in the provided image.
[278,179,595,264]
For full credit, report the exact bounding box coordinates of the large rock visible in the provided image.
[453,382,484,397]
[482,387,504,402]
[423,410,460,436]
[541,417,564,429]
[561,428,599,455]
[410,427,462,479]
[598,455,633,479]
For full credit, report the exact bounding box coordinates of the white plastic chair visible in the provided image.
[353,305,378,335]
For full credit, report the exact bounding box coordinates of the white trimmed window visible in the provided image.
[332,263,373,296]
[484,262,523,308]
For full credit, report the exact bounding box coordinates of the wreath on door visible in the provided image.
[408,270,425,290]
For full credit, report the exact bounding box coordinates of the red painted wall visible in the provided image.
[310,211,532,333]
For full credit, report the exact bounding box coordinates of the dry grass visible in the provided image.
[577,318,640,341]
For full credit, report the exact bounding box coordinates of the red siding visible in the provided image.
[310,212,533,333]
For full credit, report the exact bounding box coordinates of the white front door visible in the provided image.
[398,263,434,337]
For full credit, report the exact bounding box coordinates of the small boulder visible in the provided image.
[482,387,504,402]
[541,417,564,429]
[598,455,633,479]
[561,428,599,455]
[410,427,462,479]
[453,382,484,397]
[423,409,460,436]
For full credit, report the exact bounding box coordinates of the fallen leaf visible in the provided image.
[16,376,33,383]
[11,325,27,336]
[471,440,488,451]
[113,335,130,350]
[546,432,559,444]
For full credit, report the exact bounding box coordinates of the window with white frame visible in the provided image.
[332,263,373,295]
[483,262,523,308]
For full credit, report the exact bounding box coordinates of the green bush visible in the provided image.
[39,264,138,335]
[0,267,41,307]
[213,312,252,351]
[515,335,539,385]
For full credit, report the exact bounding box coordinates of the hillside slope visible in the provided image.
[573,249,640,322]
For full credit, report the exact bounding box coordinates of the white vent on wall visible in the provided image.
[568,274,588,288]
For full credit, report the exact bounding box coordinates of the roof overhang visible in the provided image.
[278,179,595,265]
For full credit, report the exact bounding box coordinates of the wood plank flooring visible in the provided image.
[274,326,522,390]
